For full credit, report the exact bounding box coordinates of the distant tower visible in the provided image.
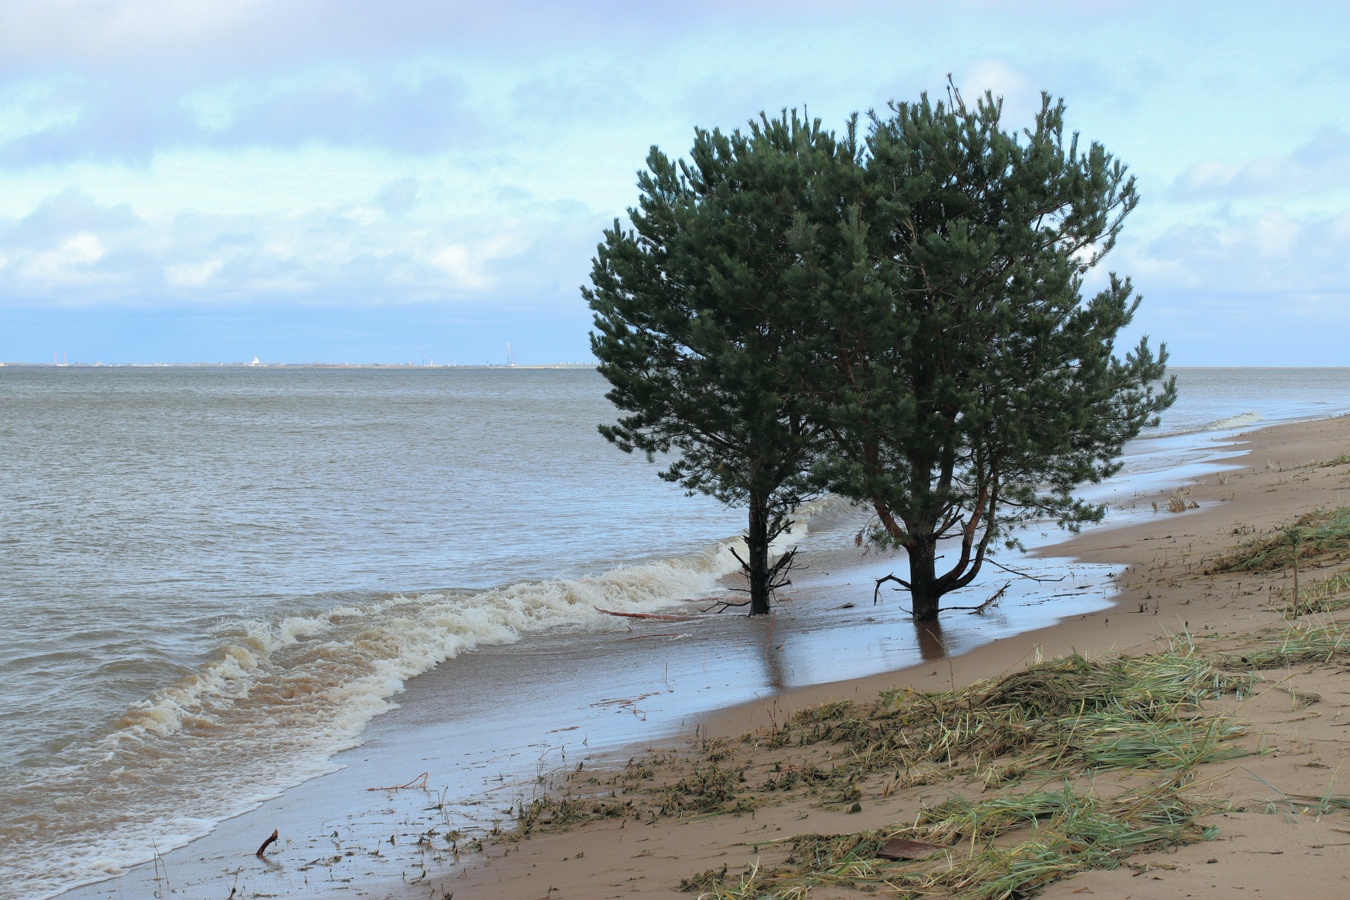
[506,342,516,367]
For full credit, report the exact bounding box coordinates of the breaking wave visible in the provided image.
[2,502,832,899]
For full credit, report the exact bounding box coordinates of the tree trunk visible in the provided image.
[906,536,942,621]
[746,495,772,616]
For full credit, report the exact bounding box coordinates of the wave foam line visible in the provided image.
[0,515,829,899]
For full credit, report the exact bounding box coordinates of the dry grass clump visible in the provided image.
[817,650,1252,783]
[696,781,1221,899]
[1277,568,1350,616]
[680,651,1249,898]
[1219,618,1350,670]
[1166,489,1199,513]
[508,647,1253,899]
[1208,507,1350,574]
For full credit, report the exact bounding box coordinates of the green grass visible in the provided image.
[517,647,1253,899]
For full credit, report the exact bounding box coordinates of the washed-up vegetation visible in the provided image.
[1277,569,1350,616]
[1220,617,1350,670]
[508,647,1254,898]
[704,783,1220,900]
[1209,507,1350,575]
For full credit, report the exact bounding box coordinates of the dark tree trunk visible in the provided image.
[906,536,942,622]
[746,495,772,616]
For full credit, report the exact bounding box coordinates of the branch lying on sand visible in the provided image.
[594,606,701,621]
[366,772,429,792]
[255,829,278,858]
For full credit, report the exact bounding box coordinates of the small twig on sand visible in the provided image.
[594,606,698,621]
[367,772,429,792]
[987,558,1068,582]
[255,829,279,858]
[942,581,1012,614]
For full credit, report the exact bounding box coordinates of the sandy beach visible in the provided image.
[434,414,1350,899]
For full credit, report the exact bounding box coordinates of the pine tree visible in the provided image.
[805,85,1175,620]
[587,112,855,615]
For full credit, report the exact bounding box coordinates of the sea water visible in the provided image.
[1,366,1347,899]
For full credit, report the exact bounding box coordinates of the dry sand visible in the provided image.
[435,415,1350,899]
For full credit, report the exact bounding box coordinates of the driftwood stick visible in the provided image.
[986,557,1068,582]
[255,828,279,858]
[701,598,752,613]
[366,771,429,792]
[593,606,697,621]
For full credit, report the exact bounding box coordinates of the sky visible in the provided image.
[0,1,1347,366]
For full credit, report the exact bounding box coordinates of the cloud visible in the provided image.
[376,177,421,215]
[1171,127,1350,199]
[10,189,140,244]
[0,66,487,166]
[190,70,482,154]
[0,1,899,71]
[0,185,601,308]
[1134,207,1350,305]
[163,258,223,288]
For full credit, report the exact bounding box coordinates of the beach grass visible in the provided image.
[1208,507,1350,574]
[702,782,1222,900]
[1219,617,1350,669]
[504,645,1254,898]
[1276,568,1350,615]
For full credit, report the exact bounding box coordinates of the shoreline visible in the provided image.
[437,413,1350,898]
[53,413,1350,900]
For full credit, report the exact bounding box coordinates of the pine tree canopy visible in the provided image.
[587,85,1175,621]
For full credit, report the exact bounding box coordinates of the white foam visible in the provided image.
[0,522,797,899]
[1203,411,1262,431]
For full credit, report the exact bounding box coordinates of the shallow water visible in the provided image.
[2,365,1347,899]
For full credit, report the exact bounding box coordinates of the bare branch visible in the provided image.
[873,573,911,605]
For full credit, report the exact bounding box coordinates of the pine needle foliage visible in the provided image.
[588,82,1174,620]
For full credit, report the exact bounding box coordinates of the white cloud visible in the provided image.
[1138,207,1350,299]
[20,232,107,279]
[428,234,518,291]
[163,258,222,288]
[0,0,1347,364]
[1172,127,1350,200]
[955,58,1037,117]
[0,182,599,309]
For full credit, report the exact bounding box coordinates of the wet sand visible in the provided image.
[437,414,1350,899]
